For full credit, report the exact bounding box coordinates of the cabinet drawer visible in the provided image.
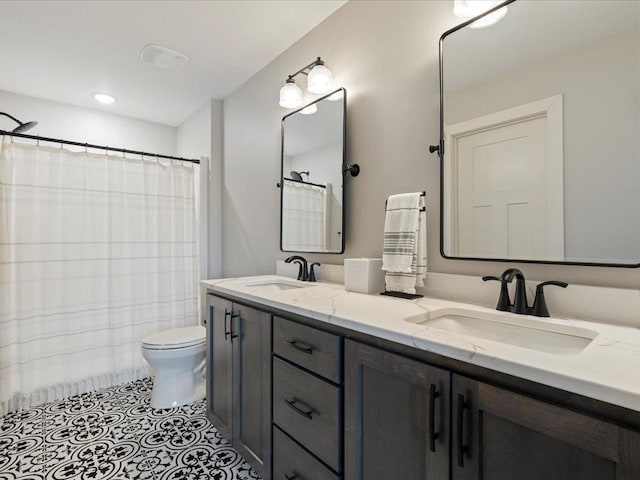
[273,316,342,383]
[273,426,339,480]
[273,357,341,471]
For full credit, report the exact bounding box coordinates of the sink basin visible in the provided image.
[411,308,598,355]
[245,279,310,291]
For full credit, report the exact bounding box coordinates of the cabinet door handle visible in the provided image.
[229,313,240,342]
[457,394,470,467]
[285,398,314,420]
[224,309,232,339]
[429,383,440,452]
[285,474,301,480]
[284,339,314,355]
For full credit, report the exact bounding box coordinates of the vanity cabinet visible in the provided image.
[205,289,640,480]
[344,339,450,480]
[452,374,640,480]
[206,295,233,439]
[205,294,271,477]
[272,316,344,478]
[344,338,640,480]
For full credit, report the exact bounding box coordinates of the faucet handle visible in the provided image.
[482,276,500,282]
[482,276,511,311]
[531,281,568,317]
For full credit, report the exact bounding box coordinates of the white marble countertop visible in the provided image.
[202,275,640,412]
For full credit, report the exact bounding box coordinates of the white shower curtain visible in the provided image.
[0,140,200,416]
[281,179,327,251]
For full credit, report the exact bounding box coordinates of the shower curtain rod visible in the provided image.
[0,130,200,164]
[283,177,326,189]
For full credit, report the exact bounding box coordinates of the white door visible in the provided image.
[447,96,564,260]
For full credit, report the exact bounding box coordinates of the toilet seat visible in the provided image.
[142,326,205,350]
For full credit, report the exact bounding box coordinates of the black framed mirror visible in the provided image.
[437,0,640,267]
[280,88,346,254]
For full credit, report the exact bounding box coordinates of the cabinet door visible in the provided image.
[452,374,640,480]
[232,304,271,478]
[206,295,233,440]
[345,340,450,480]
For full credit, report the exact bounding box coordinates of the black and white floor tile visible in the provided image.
[0,378,261,480]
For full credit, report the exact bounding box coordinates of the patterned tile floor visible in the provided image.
[0,378,261,480]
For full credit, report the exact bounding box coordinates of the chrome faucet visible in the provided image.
[483,268,567,317]
[285,255,309,281]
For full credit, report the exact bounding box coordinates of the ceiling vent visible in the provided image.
[140,44,189,70]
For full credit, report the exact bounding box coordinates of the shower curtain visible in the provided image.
[0,140,200,416]
[281,179,328,251]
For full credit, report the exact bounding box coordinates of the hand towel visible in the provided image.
[383,192,427,295]
[416,200,427,287]
[382,193,421,273]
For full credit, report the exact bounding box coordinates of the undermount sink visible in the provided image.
[245,279,311,291]
[409,308,598,355]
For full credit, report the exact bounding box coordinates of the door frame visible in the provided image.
[444,95,564,260]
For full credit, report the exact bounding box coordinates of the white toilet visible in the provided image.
[141,325,206,409]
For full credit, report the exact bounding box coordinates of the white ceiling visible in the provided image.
[0,0,347,126]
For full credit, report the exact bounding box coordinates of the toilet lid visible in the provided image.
[142,326,206,349]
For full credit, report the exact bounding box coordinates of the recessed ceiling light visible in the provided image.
[140,44,189,70]
[93,93,117,105]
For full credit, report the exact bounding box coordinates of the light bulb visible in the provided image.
[279,79,303,109]
[453,0,508,29]
[300,104,317,115]
[307,63,333,94]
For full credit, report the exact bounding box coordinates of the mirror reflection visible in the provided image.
[441,0,640,265]
[281,88,345,253]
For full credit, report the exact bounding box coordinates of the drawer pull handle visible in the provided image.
[457,393,470,468]
[285,474,301,480]
[285,398,314,420]
[429,383,440,452]
[285,339,314,355]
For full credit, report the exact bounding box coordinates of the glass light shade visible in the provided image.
[279,80,303,108]
[300,104,317,115]
[307,64,333,94]
[453,0,508,29]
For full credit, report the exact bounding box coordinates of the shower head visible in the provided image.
[12,121,38,133]
[0,112,38,134]
[290,170,310,181]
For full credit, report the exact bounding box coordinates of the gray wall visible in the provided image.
[221,0,640,289]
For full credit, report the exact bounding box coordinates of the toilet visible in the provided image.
[141,325,206,409]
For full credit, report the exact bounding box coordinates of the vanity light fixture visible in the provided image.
[453,0,508,29]
[278,57,333,109]
[279,79,303,109]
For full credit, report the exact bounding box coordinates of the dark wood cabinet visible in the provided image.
[206,291,640,480]
[452,374,640,480]
[206,294,233,440]
[232,303,271,477]
[206,294,271,478]
[271,317,344,477]
[344,339,450,480]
